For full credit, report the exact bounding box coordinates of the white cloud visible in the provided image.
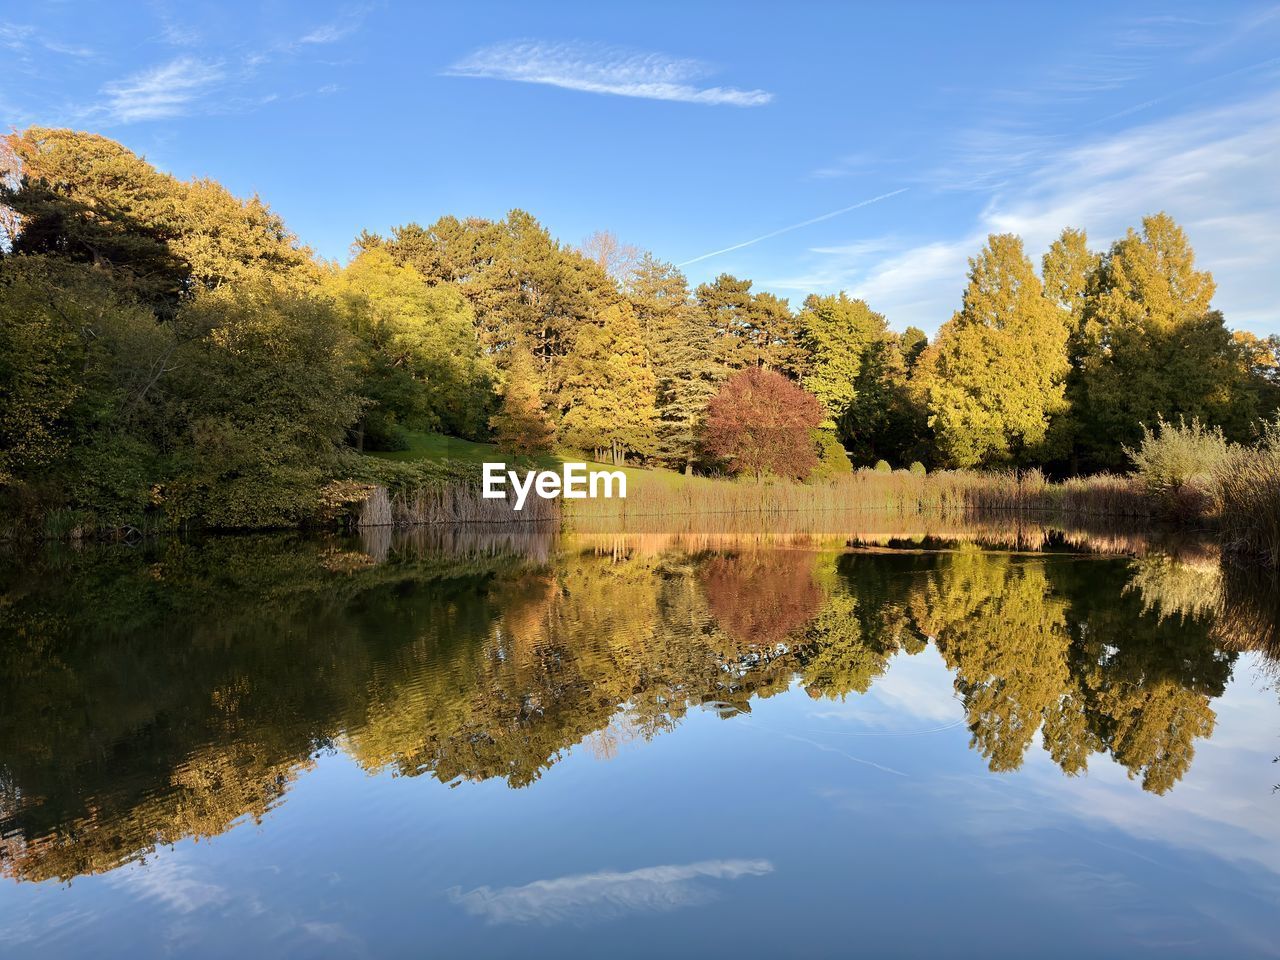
[444,40,772,107]
[298,24,348,45]
[775,89,1280,334]
[106,858,230,914]
[0,20,94,58]
[1012,653,1280,877]
[101,57,224,122]
[158,18,201,48]
[450,858,774,925]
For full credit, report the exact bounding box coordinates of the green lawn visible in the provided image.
[369,431,513,465]
[371,431,700,491]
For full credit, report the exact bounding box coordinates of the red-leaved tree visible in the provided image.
[701,367,823,480]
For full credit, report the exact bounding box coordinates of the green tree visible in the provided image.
[490,345,555,456]
[559,302,657,464]
[165,281,363,527]
[917,234,1070,467]
[843,333,930,466]
[899,326,928,369]
[326,249,495,445]
[377,210,616,380]
[3,128,315,313]
[1071,213,1252,469]
[695,274,805,374]
[1042,227,1099,322]
[798,292,887,430]
[1233,330,1280,422]
[630,257,726,473]
[0,255,175,516]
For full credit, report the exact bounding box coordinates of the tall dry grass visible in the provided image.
[1215,443,1280,570]
[352,483,559,527]
[566,467,1151,525]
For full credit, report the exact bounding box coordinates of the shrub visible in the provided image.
[1125,415,1230,519]
[874,459,892,473]
[909,461,927,475]
[810,429,853,481]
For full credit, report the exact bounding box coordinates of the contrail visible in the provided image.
[675,188,908,267]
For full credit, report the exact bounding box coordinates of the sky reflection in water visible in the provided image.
[0,527,1277,958]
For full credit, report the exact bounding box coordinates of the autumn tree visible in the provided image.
[1070,213,1252,469]
[0,136,21,248]
[701,367,823,480]
[558,302,657,464]
[702,550,823,648]
[489,345,555,456]
[2,128,316,313]
[916,233,1071,467]
[1042,227,1099,323]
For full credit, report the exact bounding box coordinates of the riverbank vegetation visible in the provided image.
[2,128,1278,552]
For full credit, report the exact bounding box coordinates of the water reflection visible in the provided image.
[0,526,1274,886]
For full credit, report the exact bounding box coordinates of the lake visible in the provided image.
[1,525,1277,958]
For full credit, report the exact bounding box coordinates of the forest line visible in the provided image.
[1,127,1278,537]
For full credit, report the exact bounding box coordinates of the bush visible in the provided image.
[1125,415,1230,518]
[874,459,892,473]
[909,461,926,475]
[810,429,853,481]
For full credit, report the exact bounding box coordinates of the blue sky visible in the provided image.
[4,1,1279,334]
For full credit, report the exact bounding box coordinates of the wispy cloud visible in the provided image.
[1,20,95,58]
[676,189,908,267]
[157,17,200,48]
[298,3,370,46]
[106,858,230,914]
[450,858,774,925]
[298,24,350,45]
[101,56,224,122]
[810,152,895,180]
[770,90,1280,334]
[444,40,772,107]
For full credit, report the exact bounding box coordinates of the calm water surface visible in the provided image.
[1,526,1278,958]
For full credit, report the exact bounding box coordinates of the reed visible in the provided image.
[1215,444,1280,569]
[352,482,560,527]
[565,468,1153,525]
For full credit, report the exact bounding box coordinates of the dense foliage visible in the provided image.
[1,127,1277,531]
[702,367,823,480]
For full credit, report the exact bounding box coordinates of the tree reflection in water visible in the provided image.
[0,525,1272,883]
